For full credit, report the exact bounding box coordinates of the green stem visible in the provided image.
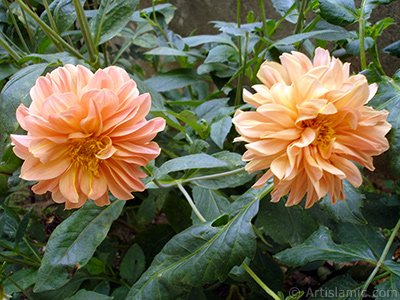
[357,217,400,300]
[235,32,249,107]
[294,0,308,34]
[242,262,281,300]
[23,237,41,263]
[0,252,39,268]
[3,0,30,53]
[359,0,368,70]
[101,43,109,67]
[42,0,58,35]
[368,45,386,76]
[20,7,33,45]
[151,1,169,43]
[0,34,22,62]
[72,0,99,68]
[154,167,246,189]
[258,0,268,38]
[235,0,242,106]
[1,271,34,300]
[15,0,87,61]
[177,182,206,222]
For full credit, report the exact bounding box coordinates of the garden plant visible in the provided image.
[0,0,400,299]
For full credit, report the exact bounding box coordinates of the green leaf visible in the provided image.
[144,69,202,92]
[210,116,232,149]
[319,180,367,225]
[344,37,375,55]
[163,193,192,233]
[333,223,388,259]
[89,0,139,46]
[318,0,358,27]
[137,197,157,226]
[15,209,31,246]
[0,144,22,194]
[183,34,236,48]
[0,63,49,158]
[3,268,37,295]
[65,290,113,300]
[167,110,208,139]
[34,200,125,292]
[362,193,400,228]
[374,274,400,300]
[192,152,254,189]
[383,40,400,57]
[192,187,230,224]
[363,66,400,177]
[195,99,229,124]
[0,61,18,81]
[257,197,319,246]
[145,47,204,58]
[84,257,106,275]
[205,45,238,64]
[275,226,377,266]
[120,244,145,285]
[126,186,269,300]
[308,274,362,300]
[153,154,227,179]
[274,29,355,46]
[271,0,298,24]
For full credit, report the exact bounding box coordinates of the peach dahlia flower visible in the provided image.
[233,48,391,208]
[11,65,165,209]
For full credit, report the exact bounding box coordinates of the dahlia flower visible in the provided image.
[233,48,391,208]
[11,65,165,209]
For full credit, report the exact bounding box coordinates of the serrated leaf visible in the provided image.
[319,180,367,225]
[65,290,113,300]
[153,154,227,179]
[308,274,362,300]
[144,69,202,92]
[257,197,319,246]
[120,244,145,285]
[192,187,230,224]
[126,186,269,300]
[34,200,125,292]
[318,0,358,27]
[275,227,377,266]
[210,116,232,149]
[375,274,400,300]
[89,0,139,45]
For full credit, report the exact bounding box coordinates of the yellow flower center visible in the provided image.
[303,116,335,148]
[68,137,107,173]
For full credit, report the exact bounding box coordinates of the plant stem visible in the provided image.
[368,45,386,76]
[235,0,243,106]
[235,32,249,107]
[20,7,33,45]
[359,0,368,70]
[0,34,22,62]
[154,167,246,189]
[242,262,281,300]
[72,0,99,68]
[101,43,109,67]
[15,0,87,61]
[177,182,206,222]
[23,237,41,263]
[42,0,58,35]
[3,0,30,53]
[294,0,308,34]
[258,0,268,38]
[1,271,34,300]
[0,252,39,268]
[357,217,400,300]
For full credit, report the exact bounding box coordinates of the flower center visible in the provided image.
[303,116,335,148]
[68,137,107,173]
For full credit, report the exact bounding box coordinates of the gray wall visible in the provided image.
[138,0,400,76]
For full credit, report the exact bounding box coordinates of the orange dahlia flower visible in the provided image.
[11,65,165,209]
[233,48,391,208]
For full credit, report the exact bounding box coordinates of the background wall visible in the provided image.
[138,0,400,76]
